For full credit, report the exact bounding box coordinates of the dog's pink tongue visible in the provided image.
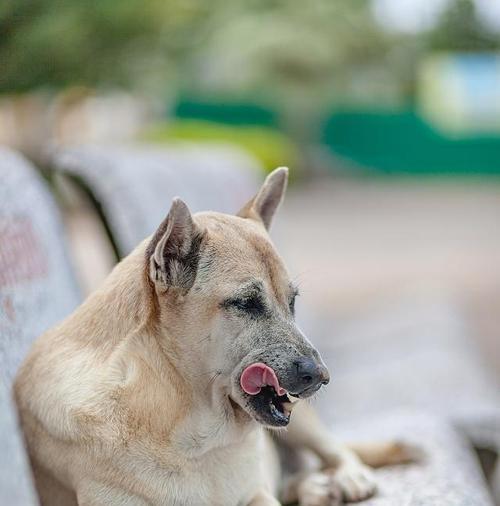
[240,363,286,396]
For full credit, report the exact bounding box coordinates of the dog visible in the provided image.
[15,167,413,505]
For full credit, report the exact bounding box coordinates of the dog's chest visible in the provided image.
[173,441,262,505]
[130,425,267,506]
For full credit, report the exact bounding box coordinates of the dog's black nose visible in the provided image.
[290,357,330,396]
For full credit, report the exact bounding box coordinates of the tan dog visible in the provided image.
[15,168,412,505]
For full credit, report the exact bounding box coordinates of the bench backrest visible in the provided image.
[52,143,261,256]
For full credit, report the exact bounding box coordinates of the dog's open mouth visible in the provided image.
[239,363,297,427]
[249,385,294,426]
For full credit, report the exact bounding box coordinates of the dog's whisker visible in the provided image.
[195,334,212,345]
[191,370,221,379]
[208,372,222,386]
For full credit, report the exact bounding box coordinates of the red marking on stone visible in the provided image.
[0,217,48,287]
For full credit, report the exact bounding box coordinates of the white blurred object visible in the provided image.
[371,0,451,33]
[475,0,500,33]
[373,0,500,34]
[418,52,500,134]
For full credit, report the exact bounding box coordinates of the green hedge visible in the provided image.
[174,99,278,128]
[322,110,500,174]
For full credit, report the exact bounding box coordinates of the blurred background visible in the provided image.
[1,1,500,502]
[2,0,498,373]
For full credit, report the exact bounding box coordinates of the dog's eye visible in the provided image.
[223,295,266,317]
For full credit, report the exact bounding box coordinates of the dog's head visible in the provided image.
[145,167,329,428]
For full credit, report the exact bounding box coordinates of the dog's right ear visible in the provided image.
[146,198,203,292]
[238,167,288,230]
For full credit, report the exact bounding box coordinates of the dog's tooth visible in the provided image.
[269,403,280,417]
[281,401,295,412]
[287,394,300,404]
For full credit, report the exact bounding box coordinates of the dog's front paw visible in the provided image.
[297,471,342,506]
[331,463,376,503]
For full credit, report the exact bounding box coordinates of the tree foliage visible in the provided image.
[0,0,216,92]
[427,0,500,52]
[0,0,498,99]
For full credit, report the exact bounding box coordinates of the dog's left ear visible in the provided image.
[238,167,288,230]
[146,198,203,292]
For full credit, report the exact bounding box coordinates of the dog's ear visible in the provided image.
[238,166,288,230]
[146,198,203,292]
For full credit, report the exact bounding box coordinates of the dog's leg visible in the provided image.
[281,402,414,503]
[248,490,281,505]
[346,440,418,468]
[285,402,417,467]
